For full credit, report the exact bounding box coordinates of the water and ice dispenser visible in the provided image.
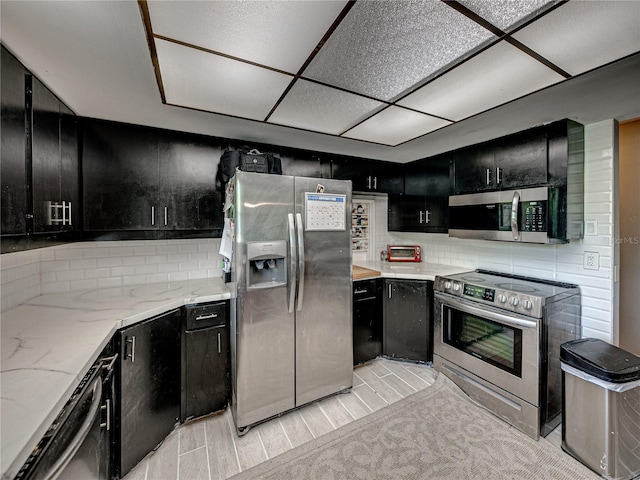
[246,241,287,290]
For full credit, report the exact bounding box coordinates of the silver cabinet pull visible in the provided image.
[62,201,67,226]
[419,211,424,224]
[100,398,111,431]
[486,168,491,185]
[195,313,218,321]
[126,336,136,363]
[366,176,371,189]
[151,206,155,226]
[373,176,377,190]
[496,167,502,185]
[425,210,431,224]
[388,283,392,299]
[164,206,168,226]
[217,332,221,354]
[354,288,368,295]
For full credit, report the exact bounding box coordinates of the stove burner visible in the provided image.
[495,282,539,293]
[460,276,487,283]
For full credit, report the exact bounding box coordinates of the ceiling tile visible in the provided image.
[457,0,558,32]
[512,1,640,76]
[342,107,451,146]
[155,39,292,120]
[147,0,347,73]
[268,80,383,135]
[398,41,565,121]
[303,0,496,101]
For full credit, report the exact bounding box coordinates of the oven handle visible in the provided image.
[435,293,538,330]
[43,378,103,480]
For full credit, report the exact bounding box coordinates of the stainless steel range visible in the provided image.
[433,269,581,440]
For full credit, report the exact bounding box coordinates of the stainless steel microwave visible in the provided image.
[448,186,583,244]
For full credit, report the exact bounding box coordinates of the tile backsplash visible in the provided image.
[1,238,223,312]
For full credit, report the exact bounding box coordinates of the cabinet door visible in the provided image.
[280,152,327,178]
[494,129,547,189]
[369,162,404,194]
[383,280,430,362]
[387,194,425,232]
[353,279,382,365]
[330,157,370,191]
[59,104,79,231]
[158,131,221,231]
[1,47,27,236]
[118,309,181,477]
[83,119,159,232]
[453,143,495,194]
[31,76,61,233]
[183,324,229,420]
[422,196,449,233]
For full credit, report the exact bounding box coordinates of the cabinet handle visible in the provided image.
[373,176,377,190]
[151,206,155,226]
[126,336,136,363]
[217,331,221,354]
[388,283,392,299]
[164,206,168,226]
[496,167,502,184]
[68,202,72,226]
[354,289,368,295]
[425,210,431,224]
[419,211,424,224]
[62,201,67,226]
[366,176,372,189]
[100,399,111,431]
[486,168,491,185]
[195,313,218,321]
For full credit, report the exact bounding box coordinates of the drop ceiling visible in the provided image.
[1,0,639,163]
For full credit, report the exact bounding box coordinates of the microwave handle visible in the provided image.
[511,191,520,240]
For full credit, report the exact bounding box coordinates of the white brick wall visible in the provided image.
[373,120,616,342]
[1,238,224,312]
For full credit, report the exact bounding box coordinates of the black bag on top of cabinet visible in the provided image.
[219,147,281,183]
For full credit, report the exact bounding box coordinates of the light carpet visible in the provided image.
[231,374,599,480]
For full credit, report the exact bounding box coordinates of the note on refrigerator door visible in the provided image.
[219,217,234,259]
[305,193,346,231]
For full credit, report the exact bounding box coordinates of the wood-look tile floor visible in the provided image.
[123,358,563,480]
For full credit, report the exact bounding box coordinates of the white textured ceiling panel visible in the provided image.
[512,1,640,76]
[457,0,557,32]
[343,107,451,146]
[156,39,292,120]
[147,0,348,73]
[303,0,496,101]
[268,79,383,135]
[398,41,565,121]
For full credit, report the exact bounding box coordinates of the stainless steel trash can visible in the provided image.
[561,338,640,480]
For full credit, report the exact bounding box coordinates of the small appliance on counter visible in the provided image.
[387,245,422,262]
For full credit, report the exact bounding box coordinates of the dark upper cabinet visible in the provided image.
[83,119,222,236]
[31,78,79,234]
[279,152,330,178]
[331,157,403,194]
[1,47,27,236]
[388,154,450,233]
[453,126,548,194]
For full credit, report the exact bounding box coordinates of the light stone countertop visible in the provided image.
[0,278,230,480]
[353,261,471,281]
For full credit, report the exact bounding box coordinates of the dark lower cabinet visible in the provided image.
[116,309,181,477]
[353,279,382,365]
[181,301,229,422]
[383,279,433,362]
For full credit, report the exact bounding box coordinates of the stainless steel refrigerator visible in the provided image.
[228,171,353,434]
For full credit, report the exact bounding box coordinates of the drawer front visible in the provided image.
[353,279,378,301]
[186,302,227,330]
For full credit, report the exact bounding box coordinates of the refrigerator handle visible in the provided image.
[295,213,305,312]
[287,213,296,313]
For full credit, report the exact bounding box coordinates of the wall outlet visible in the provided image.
[584,251,600,270]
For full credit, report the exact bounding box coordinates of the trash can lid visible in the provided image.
[560,338,640,383]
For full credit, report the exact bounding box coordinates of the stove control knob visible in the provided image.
[452,282,461,292]
[497,294,507,303]
[523,300,533,310]
[444,281,452,290]
[509,297,520,307]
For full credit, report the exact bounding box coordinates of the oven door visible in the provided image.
[434,292,540,406]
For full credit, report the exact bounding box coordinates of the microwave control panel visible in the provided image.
[521,200,547,232]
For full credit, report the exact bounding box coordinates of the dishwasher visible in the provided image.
[181,301,229,422]
[14,343,117,480]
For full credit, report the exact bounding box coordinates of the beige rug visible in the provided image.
[232,374,599,480]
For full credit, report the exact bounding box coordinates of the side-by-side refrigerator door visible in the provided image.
[293,177,353,406]
[232,171,296,429]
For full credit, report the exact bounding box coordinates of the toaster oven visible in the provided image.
[387,245,422,262]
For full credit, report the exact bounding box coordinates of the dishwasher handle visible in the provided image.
[43,379,103,480]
